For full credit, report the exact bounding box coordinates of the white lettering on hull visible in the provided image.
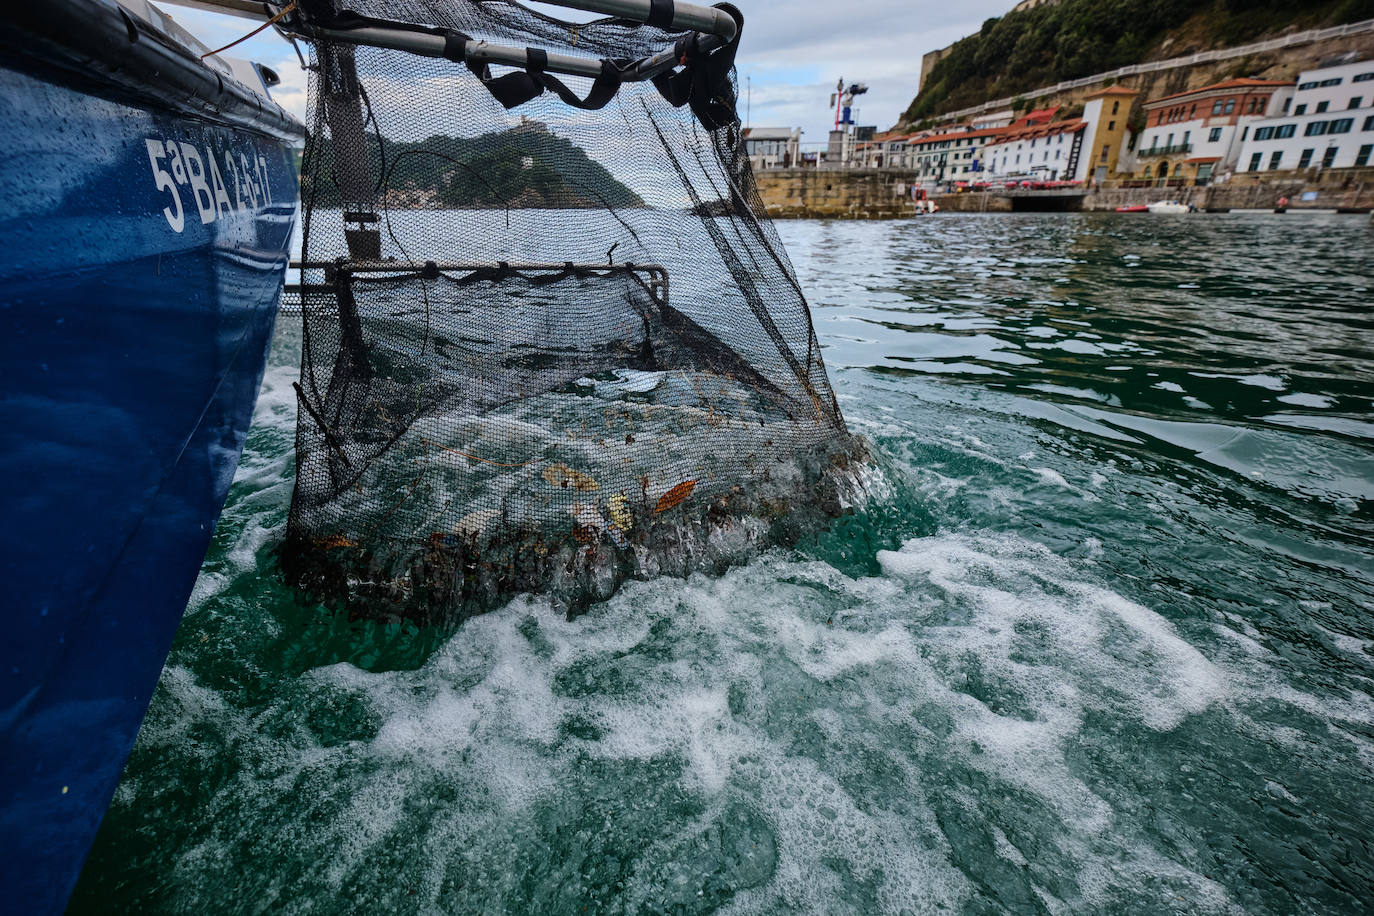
[145,137,276,233]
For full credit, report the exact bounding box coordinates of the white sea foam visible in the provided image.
[153,530,1269,912]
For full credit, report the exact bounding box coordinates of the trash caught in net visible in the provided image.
[281,0,864,621]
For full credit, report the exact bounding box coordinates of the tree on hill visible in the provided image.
[903,0,1374,121]
[302,124,644,209]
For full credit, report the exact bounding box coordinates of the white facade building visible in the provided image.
[1134,78,1292,183]
[744,127,802,170]
[984,123,1084,181]
[1235,59,1374,173]
[905,126,1004,181]
[972,109,1016,130]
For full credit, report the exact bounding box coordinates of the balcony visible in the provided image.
[1138,143,1193,157]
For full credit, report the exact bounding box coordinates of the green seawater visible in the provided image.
[73,214,1374,913]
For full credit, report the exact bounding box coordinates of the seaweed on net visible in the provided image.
[281,0,864,621]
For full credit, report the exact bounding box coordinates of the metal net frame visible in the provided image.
[280,0,863,621]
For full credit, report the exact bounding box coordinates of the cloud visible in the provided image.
[734,0,1012,139]
[158,1,1012,142]
[267,54,309,123]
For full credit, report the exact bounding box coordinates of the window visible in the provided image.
[1249,152,1262,171]
[1183,130,1191,146]
[1320,78,1342,87]
[1356,72,1374,82]
[1277,124,1296,138]
[1322,147,1337,168]
[1190,104,1196,118]
[1253,126,1274,141]
[1298,81,1318,90]
[1248,99,1259,113]
[1299,148,1314,168]
[1365,115,1374,131]
[1108,120,1116,131]
[1295,104,1307,115]
[1209,127,1223,142]
[1269,151,1282,169]
[1112,100,1120,115]
[1241,127,1248,141]
[1357,144,1372,167]
[1166,132,1174,147]
[1283,97,1291,113]
[1351,97,1363,109]
[1101,144,1109,161]
[1212,99,1224,115]
[1316,101,1329,113]
[1306,121,1328,136]
[1224,99,1235,114]
[1330,118,1354,134]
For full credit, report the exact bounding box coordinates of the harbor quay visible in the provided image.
[747,38,1374,217]
[749,165,1374,217]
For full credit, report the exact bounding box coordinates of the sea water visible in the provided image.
[72,213,1373,913]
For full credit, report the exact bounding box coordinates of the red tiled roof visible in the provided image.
[1145,78,1293,107]
[908,126,1008,146]
[986,119,1085,146]
[1019,106,1059,124]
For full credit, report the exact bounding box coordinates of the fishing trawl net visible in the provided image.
[282,0,862,620]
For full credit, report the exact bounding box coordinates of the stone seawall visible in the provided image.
[930,193,1013,212]
[753,169,926,219]
[925,168,1374,215]
[1083,169,1374,211]
[755,168,1374,218]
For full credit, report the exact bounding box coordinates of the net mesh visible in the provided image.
[283,0,862,621]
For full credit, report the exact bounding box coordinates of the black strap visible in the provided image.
[441,30,466,63]
[651,3,743,131]
[477,56,625,112]
[647,0,675,29]
[480,71,543,108]
[538,60,624,111]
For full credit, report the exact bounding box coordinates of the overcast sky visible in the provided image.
[168,0,1014,144]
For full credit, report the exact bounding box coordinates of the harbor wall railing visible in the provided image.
[928,18,1374,124]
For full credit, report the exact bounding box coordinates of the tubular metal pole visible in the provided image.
[539,0,737,41]
[157,0,737,84]
[309,26,724,83]
[158,0,738,42]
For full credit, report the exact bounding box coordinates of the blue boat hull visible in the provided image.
[0,40,300,913]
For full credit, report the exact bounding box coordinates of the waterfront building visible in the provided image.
[1080,85,1139,183]
[905,125,1006,181]
[1134,77,1292,184]
[984,118,1085,181]
[744,126,802,170]
[851,131,918,168]
[1234,58,1374,173]
[972,109,1016,130]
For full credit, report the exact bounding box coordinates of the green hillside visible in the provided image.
[302,125,644,209]
[905,0,1374,122]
